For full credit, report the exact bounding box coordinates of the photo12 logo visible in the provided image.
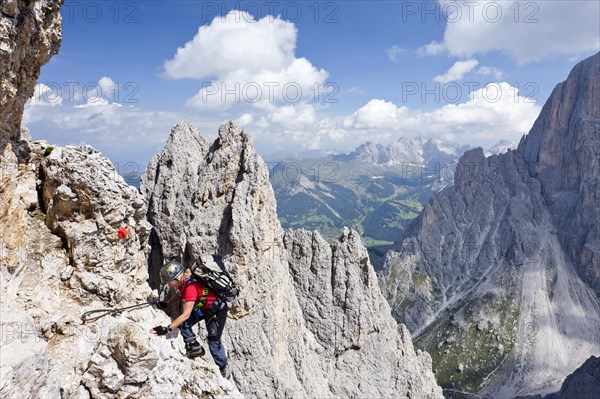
[67,160,142,188]
[402,161,458,183]
[401,1,540,24]
[201,1,340,24]
[33,81,140,105]
[267,161,340,184]
[0,321,44,345]
[400,81,538,104]
[200,81,339,105]
[63,1,140,23]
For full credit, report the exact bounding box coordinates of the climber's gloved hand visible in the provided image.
[151,326,172,336]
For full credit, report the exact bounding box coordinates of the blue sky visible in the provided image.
[24,0,600,170]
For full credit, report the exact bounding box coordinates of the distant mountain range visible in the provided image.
[270,138,515,267]
[124,137,515,270]
[333,138,471,166]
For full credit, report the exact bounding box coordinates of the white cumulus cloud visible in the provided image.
[22,99,221,167]
[237,113,254,126]
[477,66,504,79]
[386,45,407,61]
[227,82,541,154]
[28,83,63,106]
[419,0,600,63]
[341,82,540,146]
[164,11,295,79]
[434,59,480,83]
[29,77,127,109]
[163,10,328,112]
[343,99,410,130]
[97,76,118,100]
[418,41,446,56]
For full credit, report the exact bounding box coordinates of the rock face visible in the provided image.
[142,121,443,398]
[0,0,64,294]
[552,355,600,399]
[1,1,240,397]
[381,52,600,397]
[0,0,63,142]
[284,228,441,398]
[1,138,242,398]
[519,54,600,294]
[517,356,600,399]
[0,2,61,395]
[40,145,151,302]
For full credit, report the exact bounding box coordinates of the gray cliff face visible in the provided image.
[283,228,440,398]
[39,145,151,302]
[381,52,600,397]
[142,121,443,399]
[142,121,211,288]
[1,1,240,397]
[1,138,241,398]
[519,55,600,293]
[0,0,63,142]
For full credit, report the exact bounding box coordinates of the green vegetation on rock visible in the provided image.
[412,272,429,286]
[271,157,444,267]
[415,293,519,394]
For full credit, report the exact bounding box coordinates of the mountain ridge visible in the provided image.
[141,120,444,398]
[272,137,515,266]
[333,136,469,166]
[381,52,600,397]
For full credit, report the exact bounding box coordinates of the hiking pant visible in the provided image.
[180,302,228,368]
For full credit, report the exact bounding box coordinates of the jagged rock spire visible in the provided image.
[142,120,443,398]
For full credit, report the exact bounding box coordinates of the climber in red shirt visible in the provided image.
[150,260,230,379]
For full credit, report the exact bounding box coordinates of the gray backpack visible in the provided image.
[190,255,239,303]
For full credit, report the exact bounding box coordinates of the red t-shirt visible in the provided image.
[178,277,219,314]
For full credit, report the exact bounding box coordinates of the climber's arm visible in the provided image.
[169,300,194,329]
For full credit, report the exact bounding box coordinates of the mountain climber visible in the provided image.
[150,260,231,379]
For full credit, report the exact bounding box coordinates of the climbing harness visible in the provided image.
[192,286,210,317]
[80,302,154,323]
